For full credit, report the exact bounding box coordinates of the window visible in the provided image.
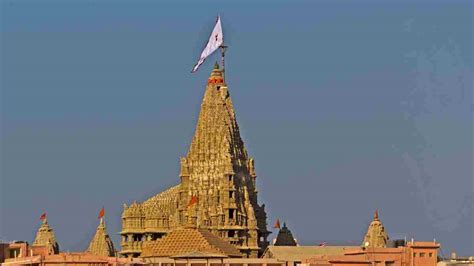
[9,248,20,258]
[413,253,416,257]
[429,253,433,257]
[420,253,425,257]
[229,191,234,199]
[229,175,233,181]
[229,209,234,219]
[228,231,235,237]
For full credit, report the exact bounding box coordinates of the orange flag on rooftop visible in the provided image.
[188,195,198,207]
[98,207,105,219]
[273,218,281,229]
[40,212,47,221]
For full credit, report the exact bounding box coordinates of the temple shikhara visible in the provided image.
[120,63,270,258]
[362,209,389,248]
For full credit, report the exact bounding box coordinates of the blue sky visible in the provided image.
[1,0,472,256]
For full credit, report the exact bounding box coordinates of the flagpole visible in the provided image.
[220,44,227,82]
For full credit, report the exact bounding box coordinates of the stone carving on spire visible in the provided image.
[362,209,389,248]
[87,218,116,257]
[120,66,269,258]
[33,218,60,254]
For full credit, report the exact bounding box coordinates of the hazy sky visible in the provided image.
[1,0,472,256]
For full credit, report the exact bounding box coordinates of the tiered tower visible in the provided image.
[120,63,269,258]
[32,218,60,254]
[87,218,116,257]
[362,210,389,248]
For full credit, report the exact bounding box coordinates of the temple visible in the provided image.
[32,218,59,255]
[120,63,270,258]
[274,223,298,246]
[86,218,116,257]
[361,209,389,248]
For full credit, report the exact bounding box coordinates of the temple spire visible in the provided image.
[362,209,389,248]
[87,216,116,257]
[274,222,297,246]
[33,217,60,254]
[184,65,248,177]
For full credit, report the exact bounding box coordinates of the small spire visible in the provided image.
[274,222,297,246]
[33,217,60,254]
[87,215,115,256]
[214,61,220,69]
[362,209,388,248]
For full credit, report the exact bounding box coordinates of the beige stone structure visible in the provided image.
[87,218,116,257]
[120,63,270,258]
[361,209,389,248]
[32,218,59,255]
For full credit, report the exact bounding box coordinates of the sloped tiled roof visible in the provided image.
[141,228,242,258]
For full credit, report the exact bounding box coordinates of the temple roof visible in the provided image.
[362,209,389,248]
[181,64,249,178]
[140,228,242,258]
[274,222,298,246]
[142,184,180,217]
[33,219,59,254]
[87,218,116,257]
[123,184,180,219]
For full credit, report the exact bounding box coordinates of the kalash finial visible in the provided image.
[374,209,379,220]
[214,61,220,70]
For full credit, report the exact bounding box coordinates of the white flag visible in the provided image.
[192,16,224,73]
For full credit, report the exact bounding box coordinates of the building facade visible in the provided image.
[120,64,270,258]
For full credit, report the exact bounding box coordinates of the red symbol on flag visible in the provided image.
[98,207,105,219]
[188,195,198,207]
[40,212,47,221]
[273,219,281,229]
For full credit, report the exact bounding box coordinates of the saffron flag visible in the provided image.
[188,195,198,207]
[191,16,224,73]
[273,218,281,229]
[40,212,46,221]
[98,207,105,219]
[319,241,327,247]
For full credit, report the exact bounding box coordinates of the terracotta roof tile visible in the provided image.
[141,228,241,258]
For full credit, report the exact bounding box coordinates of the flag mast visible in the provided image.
[220,44,227,82]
